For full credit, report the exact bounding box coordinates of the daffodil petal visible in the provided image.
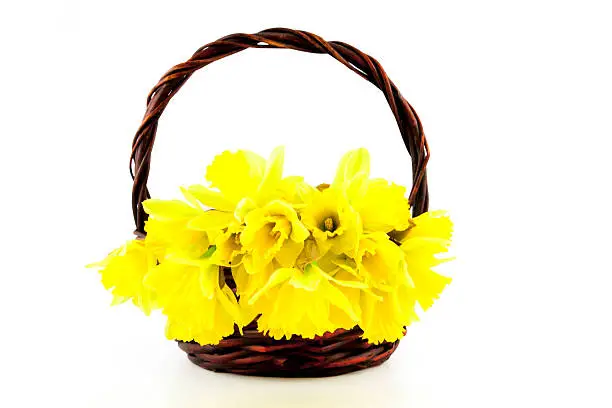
[206,150,266,202]
[407,210,453,242]
[324,273,369,289]
[332,148,370,189]
[288,264,321,291]
[217,285,243,323]
[257,146,285,203]
[234,197,257,223]
[356,179,410,233]
[275,239,304,268]
[188,210,236,231]
[199,264,219,299]
[142,199,200,220]
[278,176,317,206]
[180,186,203,210]
[249,268,294,304]
[322,280,359,321]
[401,236,452,252]
[187,184,236,211]
[111,295,129,306]
[344,170,369,203]
[290,220,310,243]
[411,268,451,311]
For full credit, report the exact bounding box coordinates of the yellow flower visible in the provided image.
[231,261,276,326]
[248,263,362,340]
[332,148,410,233]
[143,197,211,257]
[142,193,247,345]
[319,254,369,330]
[358,211,452,343]
[356,232,410,292]
[240,200,310,270]
[211,228,244,267]
[185,146,285,231]
[360,285,419,344]
[144,247,243,346]
[277,176,317,208]
[354,179,411,233]
[397,210,453,311]
[88,239,158,315]
[331,147,370,199]
[232,262,271,298]
[300,187,361,257]
[352,232,420,344]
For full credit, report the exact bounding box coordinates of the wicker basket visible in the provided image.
[130,28,429,377]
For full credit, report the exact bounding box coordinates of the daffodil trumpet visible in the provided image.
[90,147,453,346]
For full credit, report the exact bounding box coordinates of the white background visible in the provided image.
[1,1,611,407]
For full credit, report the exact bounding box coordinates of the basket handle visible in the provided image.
[130,28,430,234]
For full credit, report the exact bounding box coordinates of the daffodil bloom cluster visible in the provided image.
[90,147,453,345]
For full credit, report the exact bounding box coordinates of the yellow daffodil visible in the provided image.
[331,147,370,200]
[249,262,362,340]
[143,192,211,257]
[352,232,421,343]
[360,284,419,344]
[231,260,277,326]
[211,229,244,267]
[240,200,310,270]
[300,187,362,257]
[318,254,370,330]
[88,239,158,315]
[232,261,275,300]
[354,179,411,233]
[277,176,317,208]
[355,232,410,292]
[144,246,243,345]
[185,146,285,231]
[332,148,410,233]
[397,210,453,311]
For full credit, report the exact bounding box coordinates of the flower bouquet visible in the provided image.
[90,28,453,377]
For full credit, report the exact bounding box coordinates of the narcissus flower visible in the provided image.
[353,179,411,233]
[232,261,275,301]
[185,146,285,233]
[212,229,244,267]
[397,210,453,311]
[240,200,310,270]
[335,230,421,344]
[88,239,158,314]
[360,284,419,344]
[300,187,362,257]
[143,195,210,257]
[354,212,452,343]
[145,246,243,345]
[331,147,370,199]
[277,176,317,208]
[248,262,364,340]
[332,148,410,233]
[356,232,410,292]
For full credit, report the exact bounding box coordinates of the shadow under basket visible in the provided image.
[177,322,401,377]
[130,28,431,378]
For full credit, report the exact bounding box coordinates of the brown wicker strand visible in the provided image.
[177,322,400,377]
[128,28,430,377]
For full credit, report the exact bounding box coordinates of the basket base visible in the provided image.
[177,324,400,378]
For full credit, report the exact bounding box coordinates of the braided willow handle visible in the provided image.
[130,28,430,233]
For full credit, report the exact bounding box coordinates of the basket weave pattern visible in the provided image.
[130,28,429,377]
